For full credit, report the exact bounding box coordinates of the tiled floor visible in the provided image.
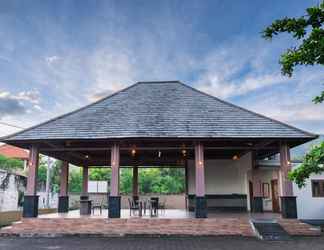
[39,209,194,219]
[0,210,320,237]
[38,209,281,220]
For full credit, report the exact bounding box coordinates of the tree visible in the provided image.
[89,168,111,181]
[262,1,324,103]
[69,168,82,193]
[263,1,324,186]
[120,168,132,194]
[0,155,24,171]
[289,142,324,187]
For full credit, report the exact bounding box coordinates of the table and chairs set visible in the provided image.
[128,197,166,217]
[81,196,166,217]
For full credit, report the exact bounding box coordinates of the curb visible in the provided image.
[0,232,258,238]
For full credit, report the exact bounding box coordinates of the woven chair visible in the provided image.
[128,198,139,216]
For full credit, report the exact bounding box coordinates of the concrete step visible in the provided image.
[252,219,291,241]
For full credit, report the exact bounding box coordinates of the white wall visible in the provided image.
[293,167,324,220]
[0,170,25,211]
[88,181,108,193]
[187,153,252,195]
[38,192,58,209]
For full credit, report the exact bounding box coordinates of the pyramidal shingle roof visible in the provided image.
[3,81,316,141]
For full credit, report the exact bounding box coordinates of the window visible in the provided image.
[311,180,324,197]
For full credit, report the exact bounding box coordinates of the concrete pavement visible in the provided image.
[1,236,324,250]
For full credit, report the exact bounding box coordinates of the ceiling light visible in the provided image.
[232,155,239,160]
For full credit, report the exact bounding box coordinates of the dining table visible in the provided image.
[137,199,158,217]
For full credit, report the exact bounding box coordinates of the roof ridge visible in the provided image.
[177,81,318,138]
[136,81,181,84]
[0,82,141,141]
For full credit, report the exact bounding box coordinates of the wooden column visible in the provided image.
[279,142,297,218]
[252,171,262,196]
[184,160,189,210]
[110,144,120,196]
[26,145,39,195]
[109,143,121,218]
[58,161,69,213]
[194,142,207,218]
[251,168,263,212]
[195,143,205,196]
[80,165,91,215]
[23,145,39,217]
[132,166,139,198]
[184,160,189,195]
[82,165,89,196]
[59,161,69,196]
[279,143,293,196]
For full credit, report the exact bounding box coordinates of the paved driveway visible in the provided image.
[1,237,324,250]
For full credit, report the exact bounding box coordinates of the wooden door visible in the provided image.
[271,180,280,213]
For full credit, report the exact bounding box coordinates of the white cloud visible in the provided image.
[237,68,324,133]
[190,37,324,134]
[198,73,289,99]
[45,55,60,65]
[15,90,40,104]
[0,90,41,119]
[194,37,292,99]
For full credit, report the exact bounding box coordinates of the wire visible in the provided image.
[0,121,25,129]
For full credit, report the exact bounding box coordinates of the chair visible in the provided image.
[92,197,105,215]
[158,198,166,214]
[128,198,139,216]
[150,197,159,216]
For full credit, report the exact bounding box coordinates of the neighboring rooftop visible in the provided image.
[0,144,29,160]
[2,81,317,142]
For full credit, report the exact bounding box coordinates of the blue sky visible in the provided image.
[0,0,323,136]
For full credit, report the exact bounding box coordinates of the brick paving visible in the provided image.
[278,219,321,236]
[0,212,320,238]
[0,210,321,237]
[0,218,254,237]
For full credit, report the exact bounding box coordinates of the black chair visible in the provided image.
[150,197,159,216]
[128,198,139,216]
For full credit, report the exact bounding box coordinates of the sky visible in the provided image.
[0,0,323,137]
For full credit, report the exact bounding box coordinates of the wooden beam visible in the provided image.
[43,141,86,160]
[238,140,276,158]
[40,145,277,152]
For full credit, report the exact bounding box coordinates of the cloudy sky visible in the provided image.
[0,0,323,137]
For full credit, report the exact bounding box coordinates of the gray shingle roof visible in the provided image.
[3,81,316,141]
